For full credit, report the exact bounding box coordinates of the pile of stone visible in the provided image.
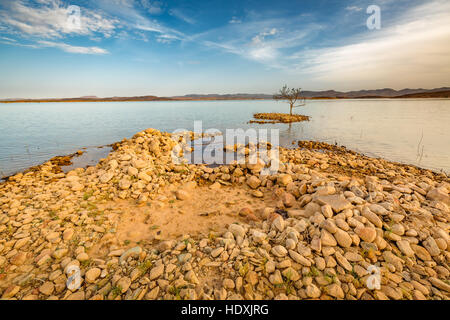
[0,128,448,300]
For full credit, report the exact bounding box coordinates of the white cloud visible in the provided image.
[95,0,185,42]
[229,16,241,24]
[291,0,450,89]
[156,34,178,44]
[38,40,109,54]
[345,6,363,12]
[0,0,118,39]
[0,36,17,42]
[251,28,277,45]
[169,8,196,25]
[141,0,164,15]
[193,15,322,65]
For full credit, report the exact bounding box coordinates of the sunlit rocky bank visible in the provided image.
[0,128,449,300]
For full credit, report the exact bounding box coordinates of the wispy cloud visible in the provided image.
[345,6,363,12]
[141,0,165,15]
[194,14,323,66]
[96,0,186,41]
[38,40,109,54]
[229,16,242,24]
[169,8,196,25]
[290,0,450,89]
[0,0,118,39]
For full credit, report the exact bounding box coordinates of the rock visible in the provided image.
[251,190,264,198]
[100,172,114,183]
[175,189,190,200]
[285,238,296,250]
[355,227,377,243]
[119,246,142,264]
[429,277,450,293]
[321,204,333,218]
[316,186,336,196]
[334,229,352,248]
[46,232,60,243]
[361,207,383,228]
[411,244,432,261]
[310,236,322,252]
[271,245,288,257]
[63,229,74,241]
[391,224,405,236]
[344,252,363,262]
[289,250,311,266]
[2,285,21,299]
[117,277,131,293]
[334,252,352,271]
[396,240,415,257]
[10,252,27,266]
[281,192,296,207]
[131,159,146,169]
[427,187,450,205]
[272,216,285,232]
[159,241,175,251]
[382,251,403,271]
[76,252,89,262]
[52,248,68,259]
[149,141,161,154]
[85,268,101,283]
[277,174,293,186]
[128,167,138,176]
[211,247,224,258]
[327,283,344,299]
[239,207,253,217]
[369,203,388,215]
[316,195,352,213]
[246,176,261,189]
[381,285,402,300]
[146,287,159,300]
[252,230,266,243]
[149,265,164,280]
[37,254,52,266]
[321,219,337,233]
[314,257,326,270]
[245,271,259,285]
[265,261,276,274]
[422,237,440,256]
[306,284,321,298]
[138,171,152,182]
[247,158,265,172]
[223,279,235,289]
[39,282,55,296]
[303,202,321,218]
[282,267,300,281]
[71,182,84,192]
[120,154,132,161]
[65,291,85,300]
[320,229,337,247]
[269,270,283,285]
[185,270,199,284]
[119,179,131,190]
[229,224,245,238]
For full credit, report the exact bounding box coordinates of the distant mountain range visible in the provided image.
[1,87,449,102]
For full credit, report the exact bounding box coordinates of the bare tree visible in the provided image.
[273,85,305,115]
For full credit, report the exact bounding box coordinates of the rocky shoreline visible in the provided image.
[0,128,449,300]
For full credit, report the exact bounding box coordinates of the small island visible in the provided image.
[249,86,311,124]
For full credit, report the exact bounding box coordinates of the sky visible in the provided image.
[0,0,449,99]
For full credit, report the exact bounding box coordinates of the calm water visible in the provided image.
[1,99,449,177]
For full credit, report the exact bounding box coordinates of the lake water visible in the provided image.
[1,99,449,177]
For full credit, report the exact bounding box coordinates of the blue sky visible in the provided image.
[0,0,449,98]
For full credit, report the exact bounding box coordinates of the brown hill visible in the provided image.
[393,90,450,98]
